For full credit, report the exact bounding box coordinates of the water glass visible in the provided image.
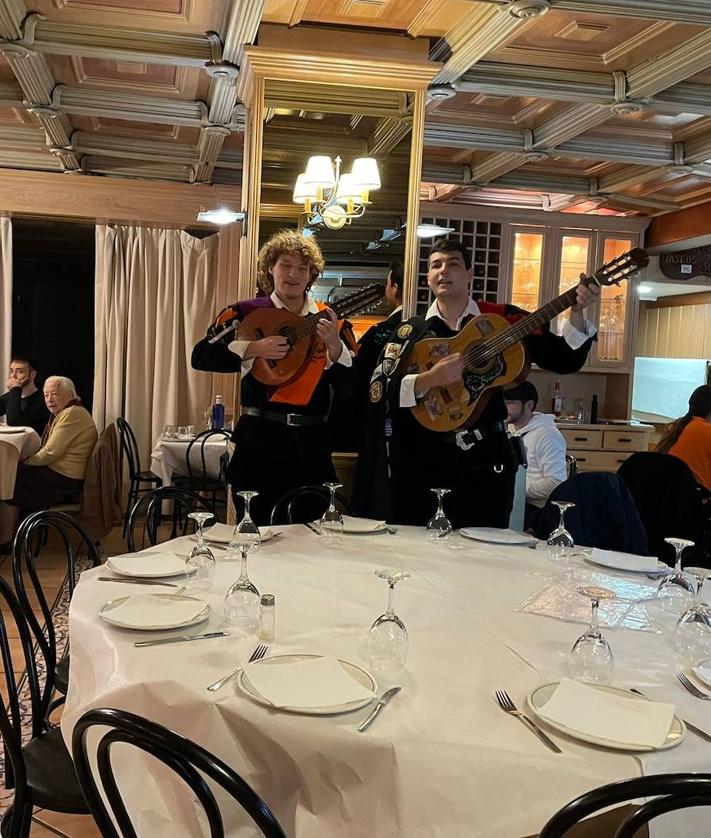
[177,425,188,439]
[547,501,575,560]
[225,491,261,631]
[184,511,216,592]
[427,488,452,542]
[657,537,695,620]
[673,566,711,663]
[320,482,344,537]
[186,424,196,437]
[568,586,615,685]
[367,569,410,672]
[164,424,177,440]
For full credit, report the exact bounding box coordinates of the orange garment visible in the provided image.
[669,416,711,491]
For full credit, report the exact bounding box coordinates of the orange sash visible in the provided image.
[269,303,346,407]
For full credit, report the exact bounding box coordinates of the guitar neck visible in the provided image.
[495,285,581,350]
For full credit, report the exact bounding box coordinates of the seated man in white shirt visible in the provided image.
[505,381,567,530]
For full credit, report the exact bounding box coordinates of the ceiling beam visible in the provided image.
[626,30,711,99]
[0,0,24,41]
[475,0,711,25]
[55,85,209,127]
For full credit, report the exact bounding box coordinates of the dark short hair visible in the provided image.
[10,355,38,372]
[429,238,471,270]
[388,259,403,294]
[503,381,538,408]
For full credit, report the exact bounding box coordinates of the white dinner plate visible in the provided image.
[106,552,186,579]
[341,516,389,535]
[691,661,711,690]
[527,682,685,752]
[0,427,25,434]
[236,653,377,715]
[99,594,210,631]
[583,550,666,574]
[459,527,536,546]
[202,523,276,543]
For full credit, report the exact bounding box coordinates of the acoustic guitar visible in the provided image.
[407,248,648,433]
[213,282,384,387]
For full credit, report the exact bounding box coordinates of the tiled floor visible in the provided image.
[1,527,129,837]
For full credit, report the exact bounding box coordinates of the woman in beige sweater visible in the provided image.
[0,375,97,547]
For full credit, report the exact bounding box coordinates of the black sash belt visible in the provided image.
[442,420,507,450]
[241,407,325,428]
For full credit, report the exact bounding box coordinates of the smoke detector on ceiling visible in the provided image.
[427,85,457,104]
[508,0,550,19]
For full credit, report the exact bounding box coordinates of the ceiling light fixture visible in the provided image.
[416,223,456,238]
[293,154,381,230]
[637,284,653,294]
[196,207,245,226]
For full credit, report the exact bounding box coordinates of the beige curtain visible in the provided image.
[0,217,11,379]
[93,225,219,464]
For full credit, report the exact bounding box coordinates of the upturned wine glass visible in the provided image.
[427,488,452,542]
[547,501,575,560]
[568,585,615,685]
[225,491,261,630]
[320,482,344,537]
[367,569,410,672]
[657,537,695,619]
[184,511,216,591]
[673,566,711,663]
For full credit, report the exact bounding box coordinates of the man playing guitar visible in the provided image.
[355,238,599,528]
[192,229,356,524]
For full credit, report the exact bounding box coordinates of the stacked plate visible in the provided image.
[100,593,210,631]
[459,527,536,546]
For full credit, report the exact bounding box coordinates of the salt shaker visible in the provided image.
[258,594,275,642]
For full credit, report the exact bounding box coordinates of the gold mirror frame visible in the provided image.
[236,39,440,318]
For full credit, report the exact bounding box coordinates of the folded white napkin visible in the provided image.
[105,594,208,628]
[203,523,274,543]
[107,553,185,577]
[243,656,376,709]
[590,548,659,572]
[539,678,675,748]
[341,516,387,533]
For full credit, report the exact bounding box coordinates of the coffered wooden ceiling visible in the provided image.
[0,0,710,218]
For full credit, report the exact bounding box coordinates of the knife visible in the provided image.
[304,523,322,537]
[358,686,401,732]
[630,688,711,744]
[98,577,180,588]
[134,631,230,648]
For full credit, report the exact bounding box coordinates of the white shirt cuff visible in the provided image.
[228,339,253,375]
[400,374,419,408]
[562,318,597,350]
[325,341,353,370]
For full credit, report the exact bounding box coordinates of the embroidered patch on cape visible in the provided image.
[369,380,384,403]
[397,323,413,339]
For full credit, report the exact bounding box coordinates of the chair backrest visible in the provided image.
[539,773,711,838]
[618,451,707,565]
[565,454,577,479]
[126,487,216,552]
[116,417,142,480]
[185,429,231,481]
[269,484,355,525]
[71,707,287,838]
[534,472,650,555]
[12,510,101,719]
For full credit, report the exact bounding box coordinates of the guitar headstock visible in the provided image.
[585,247,648,288]
[332,283,386,318]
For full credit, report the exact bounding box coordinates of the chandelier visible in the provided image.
[292,155,381,230]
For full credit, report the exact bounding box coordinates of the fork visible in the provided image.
[677,672,711,700]
[206,644,269,692]
[495,689,561,753]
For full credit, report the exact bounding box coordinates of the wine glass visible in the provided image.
[320,482,344,537]
[673,566,711,663]
[225,491,261,630]
[184,512,216,592]
[427,488,452,542]
[657,538,695,619]
[568,586,615,685]
[547,501,575,560]
[367,569,410,672]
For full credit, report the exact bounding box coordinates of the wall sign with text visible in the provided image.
[659,245,711,280]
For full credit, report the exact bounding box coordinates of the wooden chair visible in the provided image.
[126,486,216,552]
[173,429,231,521]
[269,484,355,525]
[116,417,162,535]
[72,707,286,838]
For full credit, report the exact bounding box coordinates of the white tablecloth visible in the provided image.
[62,528,711,837]
[149,435,231,487]
[0,426,41,499]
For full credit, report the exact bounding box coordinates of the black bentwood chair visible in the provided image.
[173,429,231,520]
[72,707,287,838]
[269,483,355,525]
[0,577,88,838]
[116,416,163,536]
[539,773,711,838]
[126,486,216,552]
[12,511,101,709]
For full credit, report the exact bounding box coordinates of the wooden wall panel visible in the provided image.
[636,300,711,358]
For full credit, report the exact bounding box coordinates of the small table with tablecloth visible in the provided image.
[149,434,232,488]
[0,426,41,500]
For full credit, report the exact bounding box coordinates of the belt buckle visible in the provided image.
[455,428,482,451]
[285,413,299,426]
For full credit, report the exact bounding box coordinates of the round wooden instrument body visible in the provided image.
[238,307,316,386]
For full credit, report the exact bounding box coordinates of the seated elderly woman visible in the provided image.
[0,375,97,547]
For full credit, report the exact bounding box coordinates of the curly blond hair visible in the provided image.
[256,229,325,294]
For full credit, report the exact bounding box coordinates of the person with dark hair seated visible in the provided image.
[0,355,49,436]
[656,384,711,493]
[0,376,97,548]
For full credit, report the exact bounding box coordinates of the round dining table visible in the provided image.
[0,425,41,500]
[62,526,711,837]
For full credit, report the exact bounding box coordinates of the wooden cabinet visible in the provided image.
[559,422,653,473]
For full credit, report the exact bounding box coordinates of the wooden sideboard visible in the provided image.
[558,422,653,473]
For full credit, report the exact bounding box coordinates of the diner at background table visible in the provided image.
[62,524,711,838]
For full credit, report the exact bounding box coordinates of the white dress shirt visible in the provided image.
[228,291,352,376]
[399,298,596,408]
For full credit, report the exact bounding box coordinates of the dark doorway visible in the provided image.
[11,219,95,410]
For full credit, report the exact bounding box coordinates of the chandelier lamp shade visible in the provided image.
[293,154,381,229]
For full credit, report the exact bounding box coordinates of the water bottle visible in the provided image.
[211,395,225,430]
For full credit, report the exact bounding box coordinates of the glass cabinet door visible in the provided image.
[554,232,593,335]
[594,237,633,365]
[510,229,545,311]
